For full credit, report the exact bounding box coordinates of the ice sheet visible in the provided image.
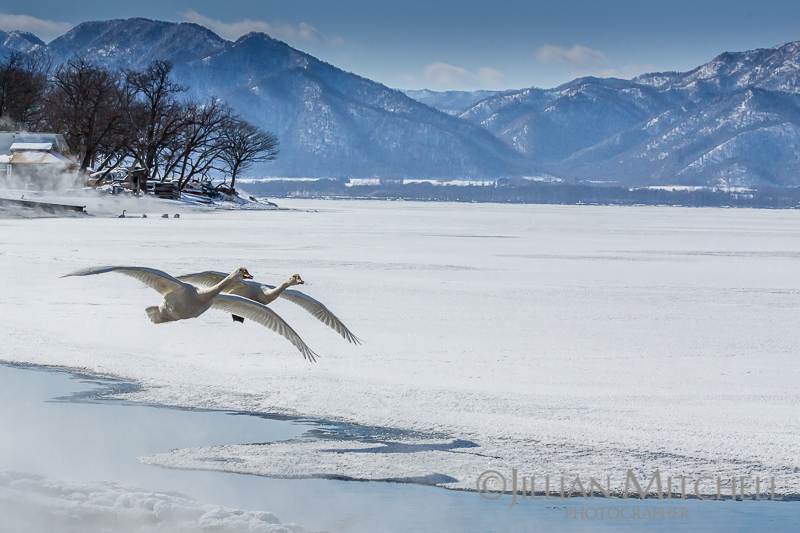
[2,201,799,493]
[0,471,311,533]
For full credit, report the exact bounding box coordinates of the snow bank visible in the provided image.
[141,437,798,497]
[0,188,277,219]
[141,439,474,485]
[0,471,311,533]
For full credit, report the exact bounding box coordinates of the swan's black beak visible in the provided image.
[243,270,254,279]
[294,275,304,284]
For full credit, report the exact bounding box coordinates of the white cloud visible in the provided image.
[536,44,609,67]
[422,62,506,89]
[423,62,471,86]
[476,67,506,87]
[572,62,656,80]
[0,13,72,40]
[181,10,342,45]
[536,44,655,81]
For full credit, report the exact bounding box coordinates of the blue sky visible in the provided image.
[2,1,800,90]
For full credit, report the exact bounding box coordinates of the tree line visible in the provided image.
[0,52,278,192]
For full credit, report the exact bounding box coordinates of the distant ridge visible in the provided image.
[401,89,507,115]
[0,30,45,53]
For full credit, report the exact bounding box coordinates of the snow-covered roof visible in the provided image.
[9,150,78,167]
[0,132,71,155]
[10,142,53,151]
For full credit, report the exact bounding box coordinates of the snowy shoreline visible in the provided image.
[0,471,313,533]
[7,361,796,501]
[3,200,800,498]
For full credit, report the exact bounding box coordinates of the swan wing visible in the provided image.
[211,294,318,362]
[279,290,361,345]
[177,271,228,287]
[62,266,185,296]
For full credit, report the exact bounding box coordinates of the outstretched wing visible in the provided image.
[211,294,319,362]
[62,266,185,296]
[279,290,361,345]
[177,271,228,287]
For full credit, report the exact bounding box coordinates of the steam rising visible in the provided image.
[0,165,84,193]
[0,162,202,218]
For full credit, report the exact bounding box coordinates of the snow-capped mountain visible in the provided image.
[45,19,229,70]
[2,19,800,186]
[0,30,45,54]
[635,41,800,95]
[173,31,526,178]
[1,18,527,179]
[454,42,800,187]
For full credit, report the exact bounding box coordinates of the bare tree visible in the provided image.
[218,118,279,191]
[10,55,278,198]
[0,51,50,128]
[124,60,187,180]
[44,57,126,171]
[90,82,139,188]
[161,98,232,191]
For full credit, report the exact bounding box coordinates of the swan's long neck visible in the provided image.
[200,271,241,298]
[263,278,294,299]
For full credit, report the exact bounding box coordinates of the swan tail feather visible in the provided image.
[146,306,168,324]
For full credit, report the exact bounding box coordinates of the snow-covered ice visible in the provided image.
[2,200,800,495]
[0,471,311,533]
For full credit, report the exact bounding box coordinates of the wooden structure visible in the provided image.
[153,182,181,200]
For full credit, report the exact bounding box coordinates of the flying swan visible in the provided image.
[62,266,318,361]
[178,271,361,345]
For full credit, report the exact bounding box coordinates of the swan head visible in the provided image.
[236,267,254,280]
[289,274,304,285]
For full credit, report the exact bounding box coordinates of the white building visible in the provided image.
[0,132,79,181]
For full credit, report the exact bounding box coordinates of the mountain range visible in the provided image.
[2,19,800,187]
[453,44,800,187]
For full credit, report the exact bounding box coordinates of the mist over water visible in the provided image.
[0,183,201,218]
[0,165,84,192]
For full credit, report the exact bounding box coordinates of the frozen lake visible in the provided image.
[0,363,797,532]
[1,199,800,529]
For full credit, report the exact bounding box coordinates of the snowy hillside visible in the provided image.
[175,32,527,178]
[0,30,45,54]
[44,19,229,69]
[457,42,800,187]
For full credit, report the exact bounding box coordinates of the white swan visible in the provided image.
[178,271,361,344]
[62,266,318,361]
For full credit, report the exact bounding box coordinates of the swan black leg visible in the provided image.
[232,314,245,323]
